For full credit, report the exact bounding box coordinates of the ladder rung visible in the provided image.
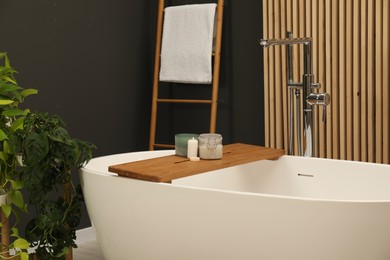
[157,98,213,104]
[160,52,215,56]
[163,5,218,12]
[153,143,175,149]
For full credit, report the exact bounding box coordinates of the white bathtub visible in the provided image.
[80,150,390,260]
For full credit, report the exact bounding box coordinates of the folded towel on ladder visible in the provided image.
[159,3,217,84]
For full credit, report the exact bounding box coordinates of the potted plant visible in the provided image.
[0,52,37,259]
[18,112,95,260]
[0,52,95,259]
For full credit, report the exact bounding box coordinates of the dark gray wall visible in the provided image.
[0,0,264,229]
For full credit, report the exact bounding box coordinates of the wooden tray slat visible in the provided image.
[108,143,285,182]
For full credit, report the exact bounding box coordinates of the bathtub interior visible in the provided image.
[173,156,390,201]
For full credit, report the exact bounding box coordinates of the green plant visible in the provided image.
[18,112,95,259]
[0,52,37,260]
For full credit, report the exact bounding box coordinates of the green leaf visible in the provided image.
[48,126,72,144]
[1,204,11,218]
[0,99,13,105]
[0,79,21,88]
[20,88,38,98]
[0,151,8,162]
[23,132,49,166]
[3,140,10,154]
[13,238,30,250]
[0,83,20,93]
[2,109,28,117]
[11,227,19,237]
[9,180,23,189]
[12,91,22,102]
[0,128,8,141]
[10,190,24,209]
[4,53,10,68]
[11,117,24,131]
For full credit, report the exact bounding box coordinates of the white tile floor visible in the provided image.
[74,240,104,260]
[73,227,105,260]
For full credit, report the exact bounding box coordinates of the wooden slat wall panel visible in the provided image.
[318,0,326,157]
[312,0,319,157]
[360,0,367,162]
[346,0,353,160]
[375,0,383,163]
[262,0,269,147]
[384,0,390,164]
[262,0,390,164]
[332,0,339,159]
[281,0,288,152]
[353,0,361,161]
[274,0,283,149]
[367,0,375,162]
[339,0,346,160]
[325,0,332,158]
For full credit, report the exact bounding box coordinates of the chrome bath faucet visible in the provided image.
[260,32,330,157]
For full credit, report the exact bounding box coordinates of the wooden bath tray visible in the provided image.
[108,143,284,183]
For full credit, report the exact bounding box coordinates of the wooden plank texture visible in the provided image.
[108,143,285,183]
[263,0,389,164]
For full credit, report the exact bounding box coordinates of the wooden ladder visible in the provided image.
[149,0,224,150]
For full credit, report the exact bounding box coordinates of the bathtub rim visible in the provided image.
[80,150,390,204]
[82,149,390,172]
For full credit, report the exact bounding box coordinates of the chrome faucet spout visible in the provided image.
[259,37,312,48]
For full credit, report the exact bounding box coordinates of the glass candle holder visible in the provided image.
[198,133,223,159]
[175,133,199,156]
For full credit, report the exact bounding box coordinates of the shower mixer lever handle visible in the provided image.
[306,93,330,107]
[306,93,330,124]
[323,106,327,123]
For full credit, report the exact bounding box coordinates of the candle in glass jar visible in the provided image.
[199,143,223,159]
[187,138,198,158]
[198,133,223,159]
[175,133,198,156]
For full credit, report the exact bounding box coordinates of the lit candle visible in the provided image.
[187,138,198,158]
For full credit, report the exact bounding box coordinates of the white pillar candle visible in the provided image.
[187,138,198,158]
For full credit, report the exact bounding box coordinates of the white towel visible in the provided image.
[159,4,217,84]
